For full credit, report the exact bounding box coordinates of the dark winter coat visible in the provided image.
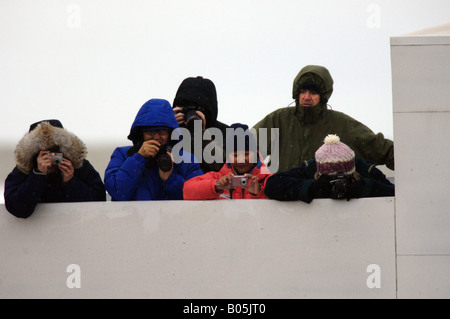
[173,76,229,172]
[104,98,203,201]
[253,65,395,173]
[264,157,394,203]
[4,122,106,218]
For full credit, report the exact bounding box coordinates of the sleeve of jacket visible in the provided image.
[104,147,147,201]
[183,171,223,200]
[359,178,395,198]
[162,158,203,200]
[64,159,106,202]
[246,174,271,199]
[264,162,316,202]
[340,114,395,170]
[356,158,395,198]
[4,167,48,218]
[365,162,395,197]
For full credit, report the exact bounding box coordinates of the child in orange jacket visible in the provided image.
[183,123,271,200]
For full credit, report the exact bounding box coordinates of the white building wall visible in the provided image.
[391,23,450,298]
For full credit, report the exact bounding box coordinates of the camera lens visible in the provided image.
[185,110,201,132]
[156,145,173,172]
[157,153,172,172]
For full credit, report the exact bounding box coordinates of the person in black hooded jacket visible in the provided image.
[172,76,229,173]
[4,119,106,218]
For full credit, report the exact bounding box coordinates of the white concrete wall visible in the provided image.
[0,199,396,299]
[391,23,450,299]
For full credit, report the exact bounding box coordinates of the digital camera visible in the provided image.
[155,144,173,172]
[231,175,249,187]
[180,105,205,131]
[329,173,353,199]
[48,152,63,166]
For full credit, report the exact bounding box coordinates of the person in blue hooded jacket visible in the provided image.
[104,98,203,201]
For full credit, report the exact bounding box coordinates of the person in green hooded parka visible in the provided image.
[252,65,394,173]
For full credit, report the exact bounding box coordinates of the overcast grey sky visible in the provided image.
[1,0,449,148]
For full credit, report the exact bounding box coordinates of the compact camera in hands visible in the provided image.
[231,175,249,187]
[48,152,63,166]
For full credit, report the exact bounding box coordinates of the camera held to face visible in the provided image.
[48,152,63,166]
[180,105,205,131]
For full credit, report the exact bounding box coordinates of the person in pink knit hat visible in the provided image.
[264,134,394,203]
[183,123,271,200]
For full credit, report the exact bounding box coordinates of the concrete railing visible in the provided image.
[0,198,396,299]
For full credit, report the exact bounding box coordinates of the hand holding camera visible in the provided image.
[215,173,260,195]
[309,174,333,199]
[173,106,206,131]
[36,151,54,174]
[329,174,365,201]
[138,140,161,158]
[35,151,74,183]
[36,150,64,174]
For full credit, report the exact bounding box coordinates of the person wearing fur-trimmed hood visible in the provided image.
[4,120,106,218]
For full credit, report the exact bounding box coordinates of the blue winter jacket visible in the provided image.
[104,99,203,201]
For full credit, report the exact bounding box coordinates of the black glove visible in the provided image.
[345,179,366,201]
[308,175,332,199]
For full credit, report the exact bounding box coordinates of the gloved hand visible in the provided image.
[308,174,332,199]
[345,179,366,201]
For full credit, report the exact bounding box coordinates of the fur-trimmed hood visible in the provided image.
[14,122,87,174]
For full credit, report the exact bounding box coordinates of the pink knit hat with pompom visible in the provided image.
[315,134,355,176]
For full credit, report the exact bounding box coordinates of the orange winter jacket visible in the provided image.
[183,159,272,200]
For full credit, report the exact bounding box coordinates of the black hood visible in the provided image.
[172,76,218,129]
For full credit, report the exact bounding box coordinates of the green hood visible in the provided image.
[292,65,334,103]
[292,65,334,124]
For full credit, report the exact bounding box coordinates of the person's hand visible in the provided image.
[244,174,261,195]
[59,158,75,184]
[36,150,52,174]
[215,172,233,192]
[173,107,206,131]
[309,174,332,199]
[345,179,365,201]
[195,111,206,131]
[173,107,185,126]
[138,140,160,158]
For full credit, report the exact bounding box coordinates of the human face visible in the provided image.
[299,88,321,107]
[229,150,256,175]
[143,129,170,145]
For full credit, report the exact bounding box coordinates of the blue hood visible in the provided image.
[128,99,179,141]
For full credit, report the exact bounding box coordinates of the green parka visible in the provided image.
[253,65,394,173]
